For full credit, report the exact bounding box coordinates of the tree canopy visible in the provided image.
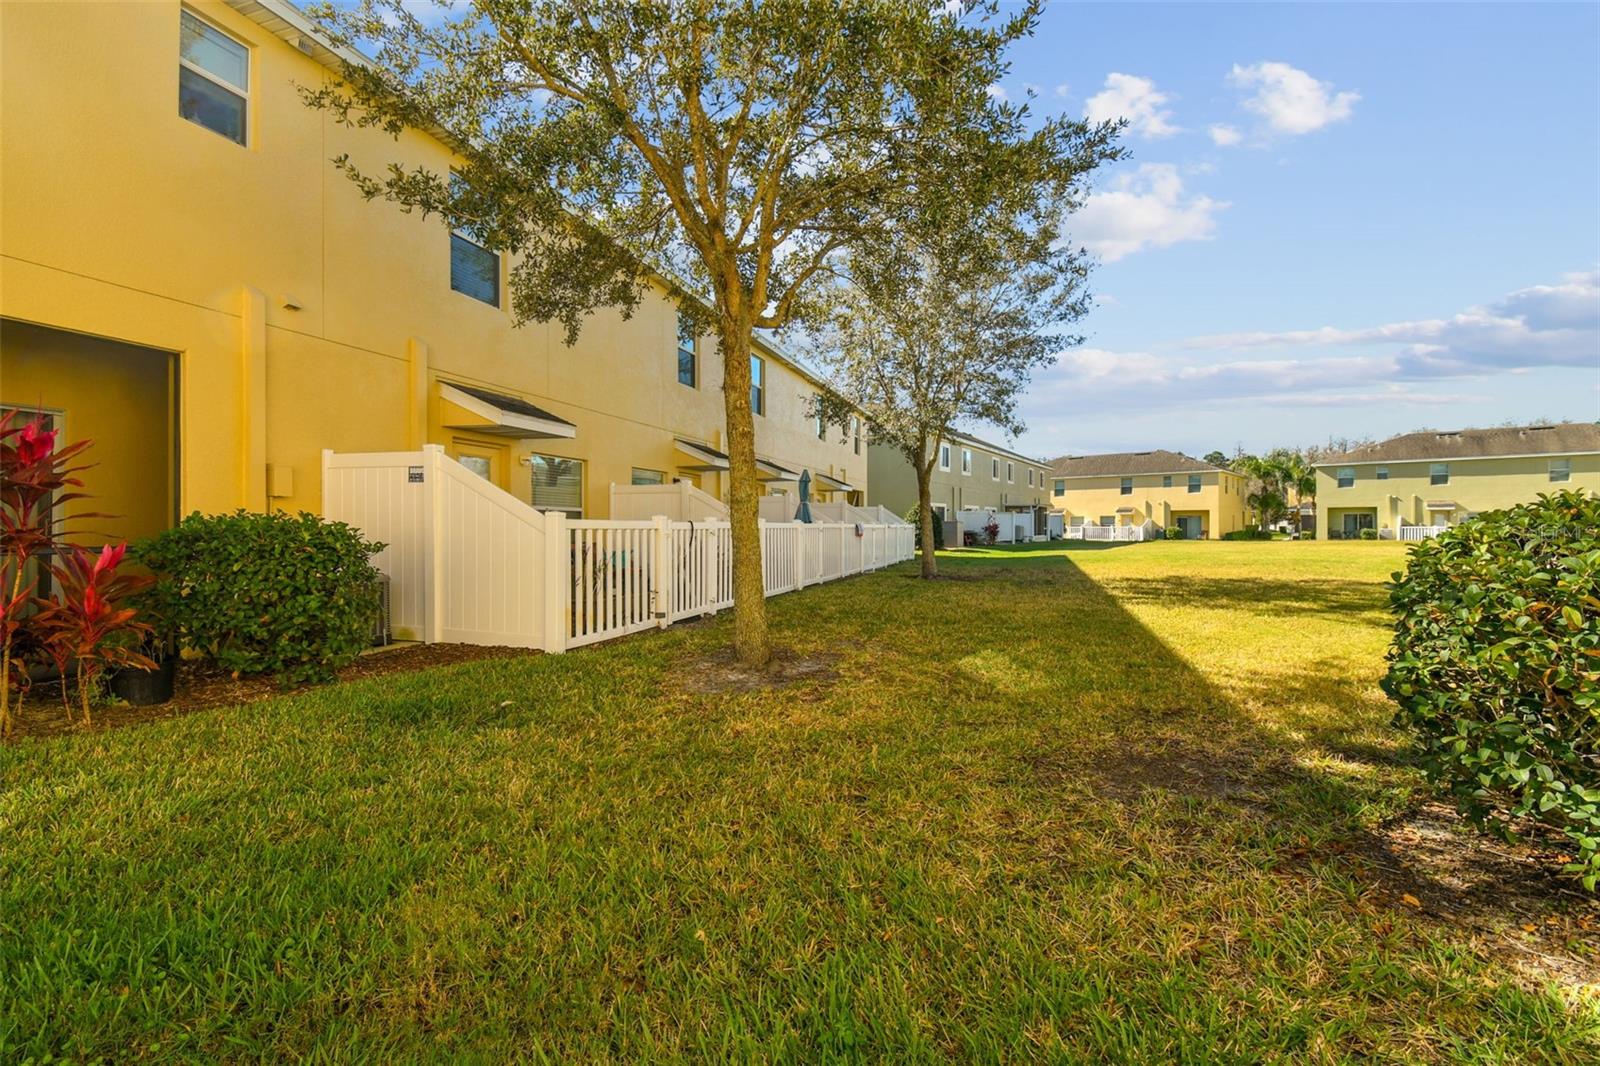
[304,0,1106,662]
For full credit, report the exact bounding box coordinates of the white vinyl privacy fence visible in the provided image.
[1066,519,1160,543]
[323,446,914,653]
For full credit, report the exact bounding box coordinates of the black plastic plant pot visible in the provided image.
[111,657,178,706]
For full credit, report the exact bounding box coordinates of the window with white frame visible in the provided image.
[1376,466,1389,480]
[631,468,665,485]
[851,416,861,455]
[1162,475,1172,488]
[1337,467,1355,488]
[449,175,499,306]
[961,448,972,475]
[179,10,248,145]
[530,454,583,516]
[1006,461,1014,482]
[991,457,1000,480]
[1550,458,1571,482]
[1187,474,1202,493]
[750,355,765,415]
[1120,477,1133,495]
[1053,479,1065,495]
[1430,462,1449,486]
[815,395,825,440]
[676,311,697,388]
[939,443,951,471]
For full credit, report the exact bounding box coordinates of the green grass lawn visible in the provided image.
[3,541,1594,1060]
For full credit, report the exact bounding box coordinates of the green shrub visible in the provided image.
[1383,491,1600,888]
[1165,525,1183,540]
[905,502,945,551]
[1360,528,1379,540]
[135,510,385,685]
[1221,529,1270,541]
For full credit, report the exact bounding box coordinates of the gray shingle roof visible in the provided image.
[1047,450,1224,478]
[449,382,575,426]
[1316,423,1600,466]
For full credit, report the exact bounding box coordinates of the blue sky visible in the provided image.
[986,0,1600,460]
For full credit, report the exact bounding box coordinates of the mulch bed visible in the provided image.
[4,642,537,742]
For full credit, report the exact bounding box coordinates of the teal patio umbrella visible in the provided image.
[795,469,813,523]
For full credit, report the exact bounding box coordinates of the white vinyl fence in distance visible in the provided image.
[1398,525,1449,542]
[324,447,914,654]
[1065,519,1160,543]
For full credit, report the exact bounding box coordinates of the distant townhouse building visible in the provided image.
[868,430,1050,522]
[1048,450,1249,539]
[1314,423,1600,539]
[0,0,864,544]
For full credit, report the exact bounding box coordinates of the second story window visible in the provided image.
[961,448,972,475]
[852,416,861,455]
[1550,458,1572,482]
[939,443,951,471]
[179,10,248,145]
[449,176,499,306]
[815,396,825,440]
[1376,466,1389,480]
[1006,462,1014,483]
[1337,467,1355,488]
[677,312,697,387]
[991,458,1000,480]
[750,355,765,415]
[1120,477,1133,495]
[1430,462,1449,486]
[1162,475,1172,488]
[1026,469,1033,487]
[1053,479,1065,496]
[1187,474,1202,494]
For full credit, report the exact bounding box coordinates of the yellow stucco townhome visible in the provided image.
[1047,450,1249,539]
[1315,423,1600,539]
[0,0,866,546]
[868,431,1051,527]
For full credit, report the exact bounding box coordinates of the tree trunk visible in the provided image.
[915,455,939,579]
[714,310,771,667]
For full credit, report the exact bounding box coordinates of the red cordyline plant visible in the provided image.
[0,410,150,734]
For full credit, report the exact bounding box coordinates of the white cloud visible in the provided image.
[1227,62,1358,135]
[1071,163,1225,261]
[1023,271,1597,422]
[1185,270,1600,376]
[1084,73,1179,138]
[1053,83,1071,99]
[985,84,1008,102]
[1208,124,1242,147]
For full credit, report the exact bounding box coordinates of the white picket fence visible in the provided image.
[323,446,913,653]
[1398,524,1449,542]
[1067,520,1159,543]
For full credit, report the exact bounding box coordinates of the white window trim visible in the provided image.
[961,448,972,476]
[1550,458,1572,482]
[938,443,951,472]
[179,8,250,145]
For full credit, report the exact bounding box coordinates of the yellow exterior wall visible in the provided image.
[1048,470,1249,538]
[0,0,861,539]
[1315,453,1600,538]
[867,440,1050,518]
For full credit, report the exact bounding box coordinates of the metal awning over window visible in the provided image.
[440,382,576,439]
[811,471,854,492]
[1425,500,1458,510]
[673,439,798,481]
[675,438,729,472]
[1115,506,1137,514]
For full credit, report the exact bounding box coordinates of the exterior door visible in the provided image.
[451,438,508,490]
[1177,516,1202,540]
[1342,511,1375,537]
